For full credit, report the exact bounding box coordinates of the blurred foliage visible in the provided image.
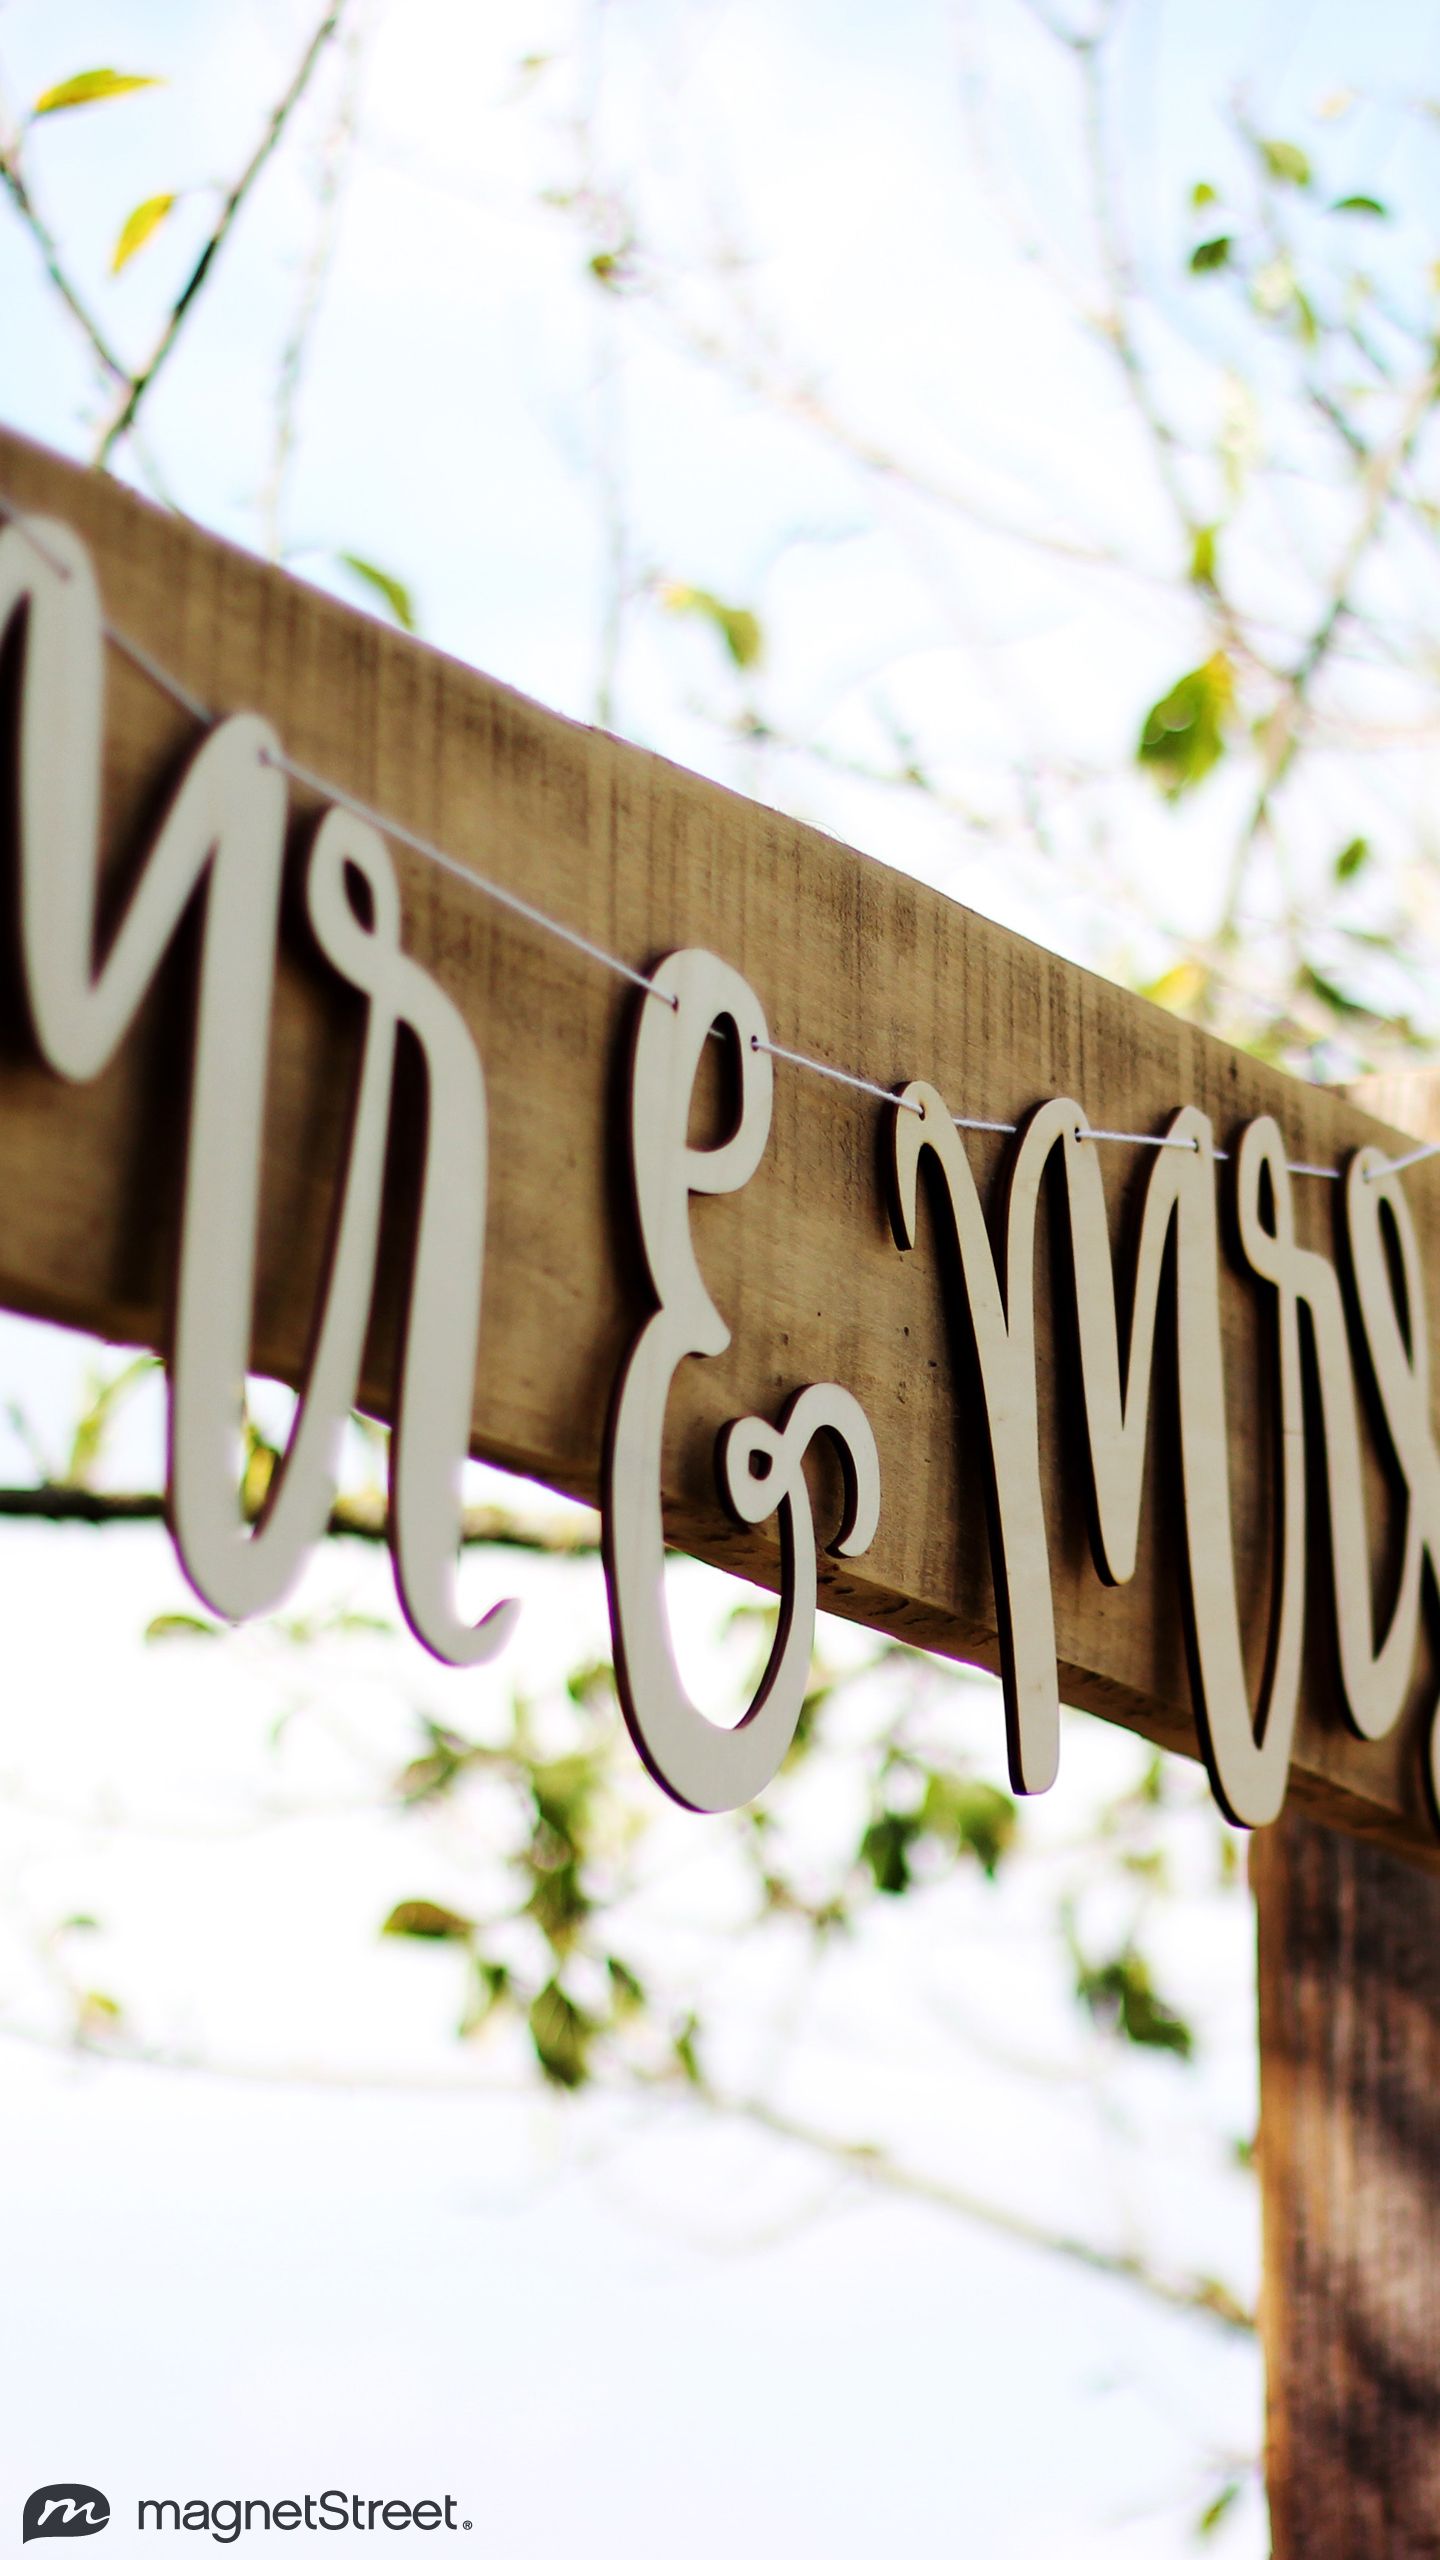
[657,580,764,670]
[31,68,161,119]
[336,552,417,633]
[1070,1940,1196,2063]
[111,192,176,275]
[1137,656,1236,800]
[358,1601,1222,2106]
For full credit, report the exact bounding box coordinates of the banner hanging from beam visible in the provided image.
[1,424,1438,1863]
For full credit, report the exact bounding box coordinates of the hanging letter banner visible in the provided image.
[1,423,1439,1864]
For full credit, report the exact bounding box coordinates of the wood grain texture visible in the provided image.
[3,423,1440,1857]
[1256,1071,1440,2555]
[1255,1813,1440,2555]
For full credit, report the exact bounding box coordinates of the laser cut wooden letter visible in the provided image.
[0,514,515,1663]
[605,950,880,1814]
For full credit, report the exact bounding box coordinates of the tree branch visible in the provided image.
[1216,354,1440,943]
[94,1,356,466]
[0,121,130,385]
[1071,21,1263,687]
[682,2080,1256,2336]
[0,2014,1253,2336]
[0,1481,599,1555]
[262,4,370,559]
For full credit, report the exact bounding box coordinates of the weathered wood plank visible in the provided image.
[2,422,1439,1856]
[1255,1812,1440,2553]
[1257,1073,1440,2549]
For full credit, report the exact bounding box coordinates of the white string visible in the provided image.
[261,748,674,1006]
[0,484,1431,1185]
[966,1118,1339,1177]
[0,489,670,1009]
[0,496,75,581]
[1079,1125,1199,1154]
[751,1034,924,1115]
[0,491,218,727]
[1366,1138,1440,1182]
[105,625,214,730]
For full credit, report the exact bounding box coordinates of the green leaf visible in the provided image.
[1259,136,1312,187]
[1136,654,1236,798]
[460,1959,509,2037]
[1196,2480,1242,2537]
[565,1659,614,1707]
[1074,1946,1195,2060]
[1332,193,1387,217]
[673,2012,703,2085]
[859,1810,922,1895]
[530,1755,594,1840]
[588,246,634,290]
[111,192,176,275]
[1190,235,1233,273]
[1189,523,1219,586]
[525,1852,590,1948]
[528,1979,591,2088]
[336,553,416,632]
[1299,960,1370,1019]
[241,1422,277,1517]
[858,1819,899,1885]
[77,1989,124,2035]
[605,1954,646,2015]
[1335,834,1370,881]
[65,1352,159,1486]
[658,581,763,670]
[32,69,162,117]
[396,1733,465,1803]
[920,1775,1017,1878]
[1190,180,1219,210]
[1140,958,1209,1015]
[143,1611,220,1642]
[381,1899,474,1942]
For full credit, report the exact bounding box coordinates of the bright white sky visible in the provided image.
[1,0,1434,2550]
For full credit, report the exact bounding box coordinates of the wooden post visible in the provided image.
[1257,1071,1440,2555]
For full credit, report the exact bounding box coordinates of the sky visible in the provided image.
[0,1439,1264,2557]
[8,0,1440,976]
[3,0,1437,2551]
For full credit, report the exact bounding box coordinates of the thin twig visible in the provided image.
[0,2013,1254,2335]
[1216,353,1440,941]
[262,1,371,558]
[94,1,356,465]
[655,2078,1257,2336]
[0,62,129,387]
[1071,20,1262,684]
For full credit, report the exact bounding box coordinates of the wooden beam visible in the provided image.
[1257,1070,1440,2551]
[2,423,1440,1858]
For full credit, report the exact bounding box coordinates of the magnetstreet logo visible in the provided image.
[22,2486,472,2546]
[22,2487,110,2544]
